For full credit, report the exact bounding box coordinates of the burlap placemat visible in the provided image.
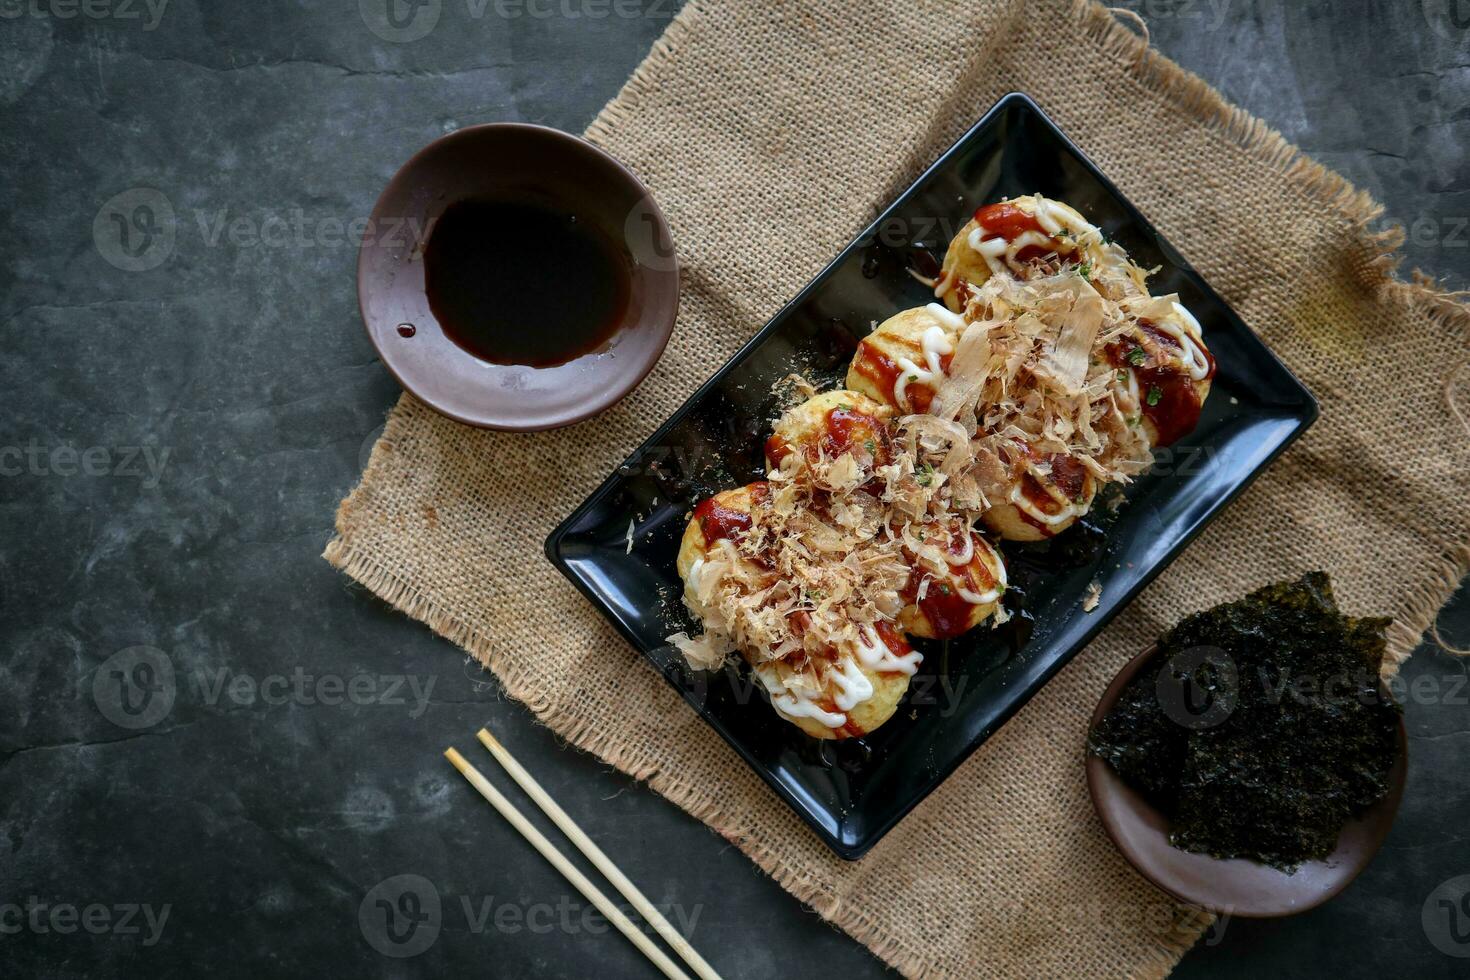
[326,2,1470,976]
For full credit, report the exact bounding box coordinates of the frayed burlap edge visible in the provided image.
[326,2,1470,976]
[1071,0,1470,676]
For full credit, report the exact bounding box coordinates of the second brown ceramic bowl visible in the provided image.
[1087,644,1408,918]
[358,123,679,431]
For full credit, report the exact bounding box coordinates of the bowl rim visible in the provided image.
[356,122,680,432]
[1085,641,1409,918]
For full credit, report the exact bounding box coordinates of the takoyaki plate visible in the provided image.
[546,93,1317,859]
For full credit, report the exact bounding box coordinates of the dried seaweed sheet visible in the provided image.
[1088,573,1401,870]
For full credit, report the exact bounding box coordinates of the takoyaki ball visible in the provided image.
[764,389,894,479]
[981,442,1098,542]
[845,304,968,415]
[678,484,915,741]
[898,526,1007,638]
[1107,301,1216,448]
[937,196,1088,310]
[754,629,915,740]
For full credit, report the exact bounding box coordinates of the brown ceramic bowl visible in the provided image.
[1086,644,1408,918]
[357,123,679,430]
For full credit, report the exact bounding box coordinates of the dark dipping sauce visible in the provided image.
[423,198,631,367]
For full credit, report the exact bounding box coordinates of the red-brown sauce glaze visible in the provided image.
[821,407,889,462]
[973,201,1070,264]
[764,408,892,481]
[870,620,913,664]
[693,483,769,543]
[763,433,793,468]
[900,532,1000,639]
[850,339,954,413]
[1005,443,1089,537]
[1107,319,1215,447]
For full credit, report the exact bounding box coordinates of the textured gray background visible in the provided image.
[1,1,1467,977]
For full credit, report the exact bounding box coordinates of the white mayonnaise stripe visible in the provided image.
[923,302,967,331]
[1008,457,1091,526]
[756,667,845,729]
[1165,303,1211,380]
[955,537,1006,605]
[828,656,874,712]
[856,626,923,676]
[1008,483,1084,526]
[892,310,959,409]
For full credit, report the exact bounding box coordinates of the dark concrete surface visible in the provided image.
[1,1,1466,977]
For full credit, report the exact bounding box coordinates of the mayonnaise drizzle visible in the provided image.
[855,626,923,676]
[924,302,967,331]
[955,537,1007,605]
[1158,303,1211,380]
[891,311,956,411]
[828,656,874,711]
[947,529,975,566]
[1008,459,1090,526]
[755,666,846,729]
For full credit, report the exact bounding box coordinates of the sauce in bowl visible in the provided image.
[424,198,632,368]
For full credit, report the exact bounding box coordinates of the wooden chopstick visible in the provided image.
[444,748,692,980]
[476,728,724,980]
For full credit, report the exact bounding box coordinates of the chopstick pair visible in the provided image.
[445,729,723,980]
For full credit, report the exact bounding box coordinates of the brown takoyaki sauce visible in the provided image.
[1107,319,1216,448]
[900,532,999,639]
[764,407,893,481]
[973,201,1072,263]
[850,344,903,403]
[1003,442,1088,537]
[904,573,974,639]
[694,483,769,543]
[872,621,913,662]
[821,407,890,464]
[763,433,793,468]
[849,339,953,414]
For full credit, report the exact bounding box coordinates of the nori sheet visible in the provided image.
[1087,572,1401,870]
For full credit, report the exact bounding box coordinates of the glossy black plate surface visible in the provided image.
[545,93,1317,859]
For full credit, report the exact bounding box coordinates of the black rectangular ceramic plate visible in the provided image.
[545,93,1317,859]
